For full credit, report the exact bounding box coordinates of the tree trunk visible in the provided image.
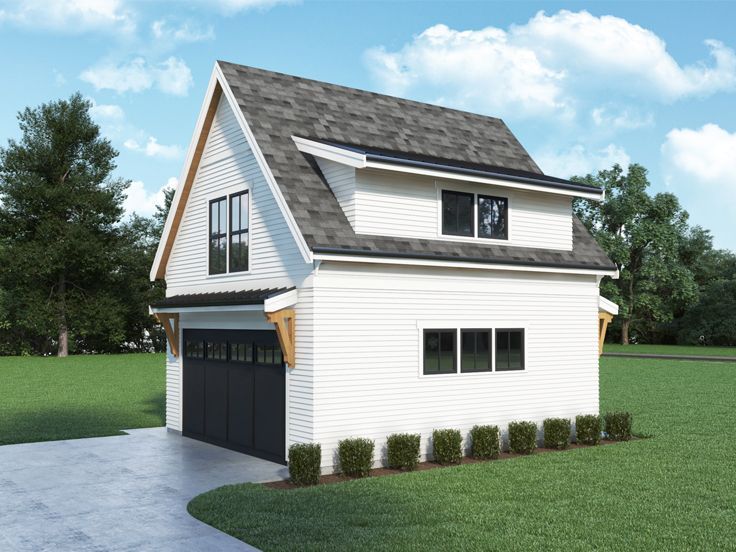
[57,274,68,357]
[621,319,630,345]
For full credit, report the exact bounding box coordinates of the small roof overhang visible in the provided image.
[293,136,605,201]
[149,288,296,314]
[599,296,619,316]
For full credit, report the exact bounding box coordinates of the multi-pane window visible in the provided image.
[206,341,228,361]
[209,197,227,274]
[208,191,250,275]
[229,191,249,273]
[423,329,456,375]
[185,340,204,359]
[442,190,474,237]
[230,342,252,363]
[496,329,524,371]
[256,344,284,366]
[461,330,491,373]
[478,195,508,240]
[441,189,508,241]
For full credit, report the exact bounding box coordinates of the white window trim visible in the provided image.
[205,188,252,278]
[436,184,514,245]
[416,321,529,379]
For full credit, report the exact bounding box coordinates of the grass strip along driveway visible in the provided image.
[603,343,736,358]
[189,357,736,551]
[0,353,165,445]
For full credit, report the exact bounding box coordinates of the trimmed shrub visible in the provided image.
[508,421,537,454]
[432,429,463,464]
[576,414,602,445]
[288,443,321,485]
[605,411,633,441]
[338,437,374,477]
[543,418,571,449]
[470,425,500,459]
[386,433,421,471]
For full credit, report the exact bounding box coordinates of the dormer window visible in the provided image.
[441,189,508,240]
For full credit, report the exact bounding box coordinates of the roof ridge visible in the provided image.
[217,59,511,126]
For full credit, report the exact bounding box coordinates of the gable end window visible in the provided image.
[423,329,456,375]
[209,197,227,275]
[208,191,250,275]
[441,189,508,241]
[496,329,524,371]
[229,191,249,273]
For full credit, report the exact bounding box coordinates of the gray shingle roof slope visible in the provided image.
[218,61,615,271]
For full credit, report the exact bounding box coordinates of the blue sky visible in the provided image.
[1,0,735,249]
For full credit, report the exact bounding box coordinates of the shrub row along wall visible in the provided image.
[288,412,633,483]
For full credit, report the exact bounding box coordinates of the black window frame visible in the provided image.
[208,196,228,275]
[477,194,508,240]
[423,329,457,375]
[441,190,474,237]
[440,189,509,241]
[460,329,492,373]
[495,328,525,371]
[229,190,249,273]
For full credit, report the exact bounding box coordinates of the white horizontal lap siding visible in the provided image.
[165,95,311,295]
[354,169,573,250]
[315,158,356,228]
[311,263,599,470]
[165,339,182,432]
[290,282,315,445]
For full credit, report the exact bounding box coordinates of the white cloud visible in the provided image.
[80,56,193,96]
[535,143,630,178]
[89,102,124,122]
[0,0,135,34]
[124,137,182,159]
[151,19,214,43]
[365,24,570,118]
[365,10,736,118]
[662,124,736,187]
[213,0,294,14]
[591,106,654,130]
[124,177,178,218]
[661,124,736,249]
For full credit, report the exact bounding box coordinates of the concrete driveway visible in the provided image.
[0,428,288,551]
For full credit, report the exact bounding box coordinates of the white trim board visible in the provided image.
[292,136,604,202]
[314,253,619,278]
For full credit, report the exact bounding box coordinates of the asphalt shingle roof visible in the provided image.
[218,61,615,272]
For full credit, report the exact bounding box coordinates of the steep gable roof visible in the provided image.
[218,61,615,272]
[151,62,615,280]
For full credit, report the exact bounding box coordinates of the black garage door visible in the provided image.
[182,329,286,464]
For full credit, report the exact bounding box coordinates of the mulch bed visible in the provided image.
[265,439,624,490]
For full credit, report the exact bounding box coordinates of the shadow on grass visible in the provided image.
[0,400,165,446]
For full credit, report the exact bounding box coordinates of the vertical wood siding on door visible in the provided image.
[164,96,311,295]
[310,262,599,470]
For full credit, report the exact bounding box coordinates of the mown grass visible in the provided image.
[0,353,165,445]
[604,343,736,357]
[188,358,736,551]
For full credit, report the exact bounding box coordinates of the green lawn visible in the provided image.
[604,343,736,357]
[189,358,736,551]
[0,353,165,445]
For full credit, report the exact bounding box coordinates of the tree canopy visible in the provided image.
[574,163,736,345]
[0,93,165,355]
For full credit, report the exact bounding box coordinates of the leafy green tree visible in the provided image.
[0,93,128,356]
[573,164,698,344]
